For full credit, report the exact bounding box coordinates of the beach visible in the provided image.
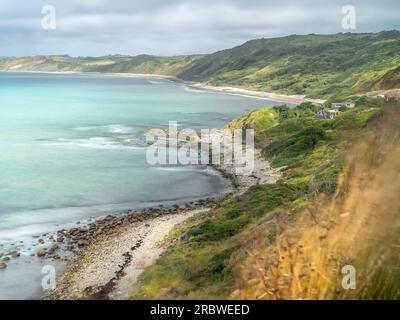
[188,83,326,105]
[1,70,325,105]
[44,148,281,300]
[0,71,284,300]
[106,73,326,105]
[45,207,211,300]
[36,73,282,300]
[1,71,273,299]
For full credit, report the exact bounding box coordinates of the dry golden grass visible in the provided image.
[234,104,400,300]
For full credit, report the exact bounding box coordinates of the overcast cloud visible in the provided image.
[1,0,399,56]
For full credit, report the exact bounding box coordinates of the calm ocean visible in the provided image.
[0,72,276,299]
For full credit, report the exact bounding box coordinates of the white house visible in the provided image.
[344,100,355,108]
[331,100,355,110]
[315,109,341,119]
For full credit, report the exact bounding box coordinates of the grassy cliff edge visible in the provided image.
[131,98,400,300]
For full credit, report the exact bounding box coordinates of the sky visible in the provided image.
[1,0,399,57]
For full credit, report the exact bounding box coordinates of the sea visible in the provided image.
[0,72,278,299]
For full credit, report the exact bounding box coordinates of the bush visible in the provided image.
[265,124,327,167]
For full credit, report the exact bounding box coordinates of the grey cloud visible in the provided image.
[0,0,399,56]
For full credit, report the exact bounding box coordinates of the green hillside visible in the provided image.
[132,98,400,300]
[371,65,400,90]
[178,31,400,98]
[0,54,202,76]
[1,31,399,99]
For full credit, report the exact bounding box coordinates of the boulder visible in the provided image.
[77,240,88,247]
[9,251,20,258]
[37,249,46,257]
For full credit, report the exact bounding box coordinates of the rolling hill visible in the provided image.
[132,98,400,300]
[177,31,400,98]
[0,54,202,76]
[1,31,399,99]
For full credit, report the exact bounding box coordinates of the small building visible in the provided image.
[315,109,341,119]
[327,109,341,118]
[344,100,355,109]
[331,102,344,110]
[315,112,330,119]
[331,100,355,110]
[384,91,400,102]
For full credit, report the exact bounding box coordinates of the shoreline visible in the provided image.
[188,83,326,105]
[43,205,215,300]
[0,70,325,105]
[43,147,281,300]
[0,70,284,299]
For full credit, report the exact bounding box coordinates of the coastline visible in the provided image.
[188,83,326,105]
[44,149,281,300]
[0,70,284,299]
[0,70,325,105]
[44,206,213,300]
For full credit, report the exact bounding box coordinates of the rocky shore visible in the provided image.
[48,199,215,263]
[0,74,285,297]
[0,107,282,299]
[39,142,281,300]
[43,204,214,300]
[0,199,215,271]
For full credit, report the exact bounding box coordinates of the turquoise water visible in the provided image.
[0,72,275,299]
